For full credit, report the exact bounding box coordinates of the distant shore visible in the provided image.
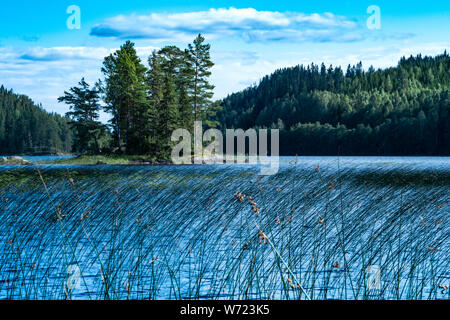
[12,155,171,165]
[2,154,449,166]
[1,154,262,166]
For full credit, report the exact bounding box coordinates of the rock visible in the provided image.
[9,156,24,162]
[96,160,106,165]
[2,156,33,165]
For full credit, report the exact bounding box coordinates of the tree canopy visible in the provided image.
[0,86,73,155]
[216,52,450,155]
[3,44,448,157]
[58,78,105,153]
[56,34,217,158]
[97,34,216,157]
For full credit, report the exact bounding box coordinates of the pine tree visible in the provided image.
[101,41,149,154]
[0,86,73,155]
[216,52,450,156]
[58,78,104,153]
[156,46,182,158]
[147,51,164,155]
[177,49,194,130]
[187,34,216,125]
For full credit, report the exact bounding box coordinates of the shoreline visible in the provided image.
[1,154,450,166]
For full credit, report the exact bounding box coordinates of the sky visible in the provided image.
[0,0,449,120]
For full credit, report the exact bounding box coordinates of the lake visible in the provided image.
[0,156,448,300]
[0,155,74,163]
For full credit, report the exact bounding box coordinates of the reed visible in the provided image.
[0,159,448,300]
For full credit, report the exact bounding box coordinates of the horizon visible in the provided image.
[0,1,449,121]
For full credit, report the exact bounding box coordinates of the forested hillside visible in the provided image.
[217,52,450,155]
[0,86,73,155]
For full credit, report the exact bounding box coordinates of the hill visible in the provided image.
[216,52,450,156]
[0,86,73,155]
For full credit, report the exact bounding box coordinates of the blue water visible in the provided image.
[0,157,449,300]
[0,155,74,162]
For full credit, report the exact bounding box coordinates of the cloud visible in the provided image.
[90,7,362,43]
[7,46,158,62]
[17,47,114,61]
[0,45,157,121]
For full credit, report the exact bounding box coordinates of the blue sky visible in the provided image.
[0,0,449,119]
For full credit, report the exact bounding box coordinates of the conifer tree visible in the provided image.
[187,34,216,125]
[147,51,164,154]
[58,78,104,153]
[0,86,72,155]
[156,46,182,158]
[177,49,194,130]
[101,41,149,154]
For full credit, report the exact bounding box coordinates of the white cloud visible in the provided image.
[0,46,156,121]
[10,46,158,62]
[90,7,361,42]
[18,46,114,61]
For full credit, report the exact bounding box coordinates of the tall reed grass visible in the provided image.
[0,158,448,300]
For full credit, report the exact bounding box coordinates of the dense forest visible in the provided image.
[2,44,449,157]
[216,52,450,155]
[59,34,218,158]
[0,86,72,155]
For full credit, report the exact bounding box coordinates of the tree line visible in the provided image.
[0,86,72,155]
[59,34,217,159]
[2,46,448,157]
[216,52,450,155]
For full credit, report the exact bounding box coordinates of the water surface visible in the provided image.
[0,157,448,300]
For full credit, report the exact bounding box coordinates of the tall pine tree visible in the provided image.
[187,34,216,125]
[58,78,104,153]
[101,41,149,154]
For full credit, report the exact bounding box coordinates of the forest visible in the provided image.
[1,45,449,157]
[217,52,450,155]
[58,34,218,158]
[0,86,72,155]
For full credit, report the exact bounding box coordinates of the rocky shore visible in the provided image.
[0,156,33,165]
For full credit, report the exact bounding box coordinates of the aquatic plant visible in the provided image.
[0,158,448,300]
